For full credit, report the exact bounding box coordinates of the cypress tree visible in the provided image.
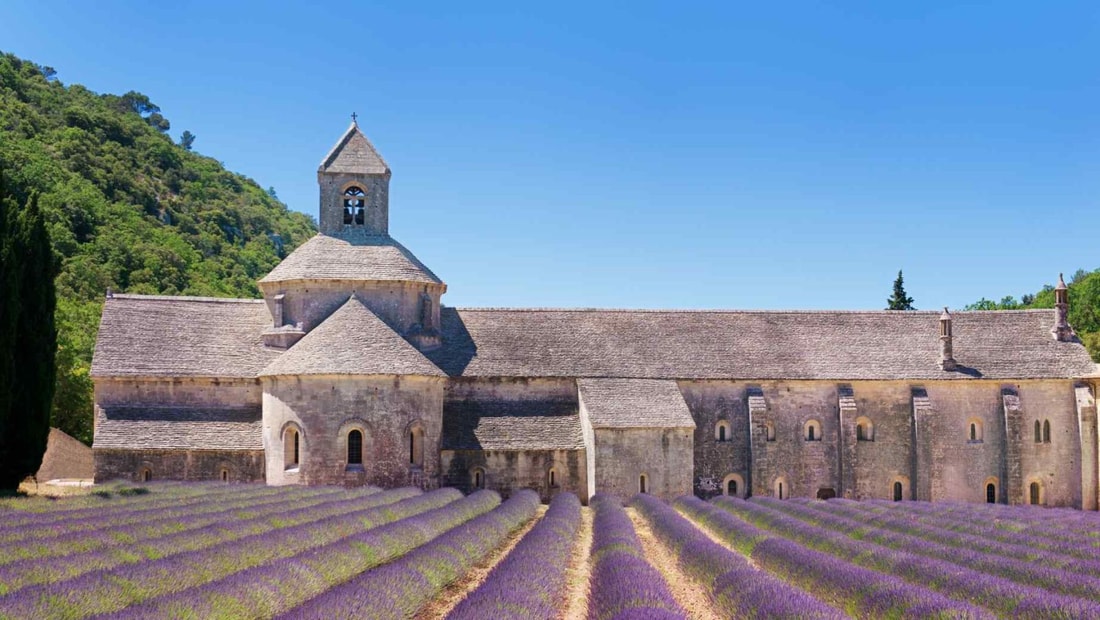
[0,172,16,490]
[886,270,915,311]
[0,183,56,491]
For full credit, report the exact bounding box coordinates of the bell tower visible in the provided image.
[317,115,391,236]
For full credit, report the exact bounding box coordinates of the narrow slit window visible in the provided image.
[893,481,903,501]
[970,423,976,441]
[220,469,228,482]
[1035,420,1042,443]
[1043,420,1051,443]
[639,474,648,494]
[986,483,996,504]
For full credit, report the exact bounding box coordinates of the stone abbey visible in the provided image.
[90,122,1100,508]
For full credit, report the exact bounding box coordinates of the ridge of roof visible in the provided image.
[259,296,445,378]
[108,294,265,304]
[318,122,389,174]
[447,306,1055,316]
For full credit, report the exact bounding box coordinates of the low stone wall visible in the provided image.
[36,428,93,481]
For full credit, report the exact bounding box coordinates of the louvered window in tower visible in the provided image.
[343,186,366,225]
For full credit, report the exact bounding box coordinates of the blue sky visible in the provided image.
[2,2,1097,310]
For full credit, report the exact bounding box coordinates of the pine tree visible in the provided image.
[0,181,56,491]
[886,270,915,311]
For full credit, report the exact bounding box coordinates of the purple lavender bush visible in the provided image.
[677,496,990,619]
[447,492,582,620]
[277,489,539,620]
[716,496,1100,618]
[587,494,686,620]
[631,493,844,619]
[107,488,504,620]
[0,485,401,596]
[0,487,449,618]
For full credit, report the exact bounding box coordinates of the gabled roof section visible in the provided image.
[578,378,695,429]
[260,296,445,378]
[426,308,1097,380]
[259,234,443,285]
[319,121,389,175]
[94,406,262,451]
[91,295,280,379]
[441,399,583,450]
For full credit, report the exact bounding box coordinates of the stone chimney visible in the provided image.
[262,292,306,349]
[1052,273,1075,342]
[939,307,957,371]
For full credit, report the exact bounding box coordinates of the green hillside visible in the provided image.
[966,268,1100,362]
[0,52,316,445]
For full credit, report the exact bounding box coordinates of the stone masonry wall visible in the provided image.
[440,449,587,503]
[94,378,263,408]
[591,427,693,501]
[319,172,389,235]
[262,375,444,487]
[258,281,444,336]
[94,448,264,482]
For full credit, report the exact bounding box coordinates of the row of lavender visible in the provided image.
[710,496,1100,618]
[676,496,985,619]
[0,486,452,617]
[0,485,398,596]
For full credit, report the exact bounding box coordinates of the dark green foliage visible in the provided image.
[886,270,915,311]
[179,130,195,151]
[0,51,316,444]
[967,268,1100,361]
[0,183,56,490]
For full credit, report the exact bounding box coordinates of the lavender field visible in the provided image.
[2,483,1099,619]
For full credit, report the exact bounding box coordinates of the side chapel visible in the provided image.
[90,121,1100,508]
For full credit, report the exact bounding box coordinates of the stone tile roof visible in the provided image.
[260,296,446,377]
[428,308,1096,380]
[94,406,262,450]
[259,234,442,285]
[441,399,584,450]
[91,295,280,379]
[319,122,389,174]
[578,378,695,429]
[36,428,93,481]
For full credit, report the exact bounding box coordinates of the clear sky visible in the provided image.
[2,2,1097,310]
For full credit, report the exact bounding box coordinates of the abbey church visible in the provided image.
[91,122,1100,509]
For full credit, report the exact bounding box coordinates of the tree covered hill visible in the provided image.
[966,268,1100,362]
[0,52,316,445]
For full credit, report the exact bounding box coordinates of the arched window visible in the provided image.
[472,468,485,490]
[347,429,363,466]
[986,482,996,504]
[284,427,301,471]
[855,417,874,442]
[1043,420,1051,443]
[343,186,366,225]
[220,469,229,482]
[141,468,152,482]
[409,427,425,467]
[548,468,557,487]
[774,478,788,499]
[765,422,776,442]
[639,474,648,494]
[715,420,730,442]
[1030,481,1041,505]
[722,474,744,498]
[1035,420,1042,443]
[967,419,983,443]
[804,420,821,442]
[893,481,903,502]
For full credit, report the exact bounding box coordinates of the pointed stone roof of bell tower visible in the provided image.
[318,118,390,175]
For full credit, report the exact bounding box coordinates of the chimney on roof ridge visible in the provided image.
[939,307,957,371]
[1052,273,1075,342]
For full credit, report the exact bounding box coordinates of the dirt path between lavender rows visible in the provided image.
[415,504,547,619]
[626,506,723,620]
[560,505,594,620]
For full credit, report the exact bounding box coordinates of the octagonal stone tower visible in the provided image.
[257,120,446,350]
